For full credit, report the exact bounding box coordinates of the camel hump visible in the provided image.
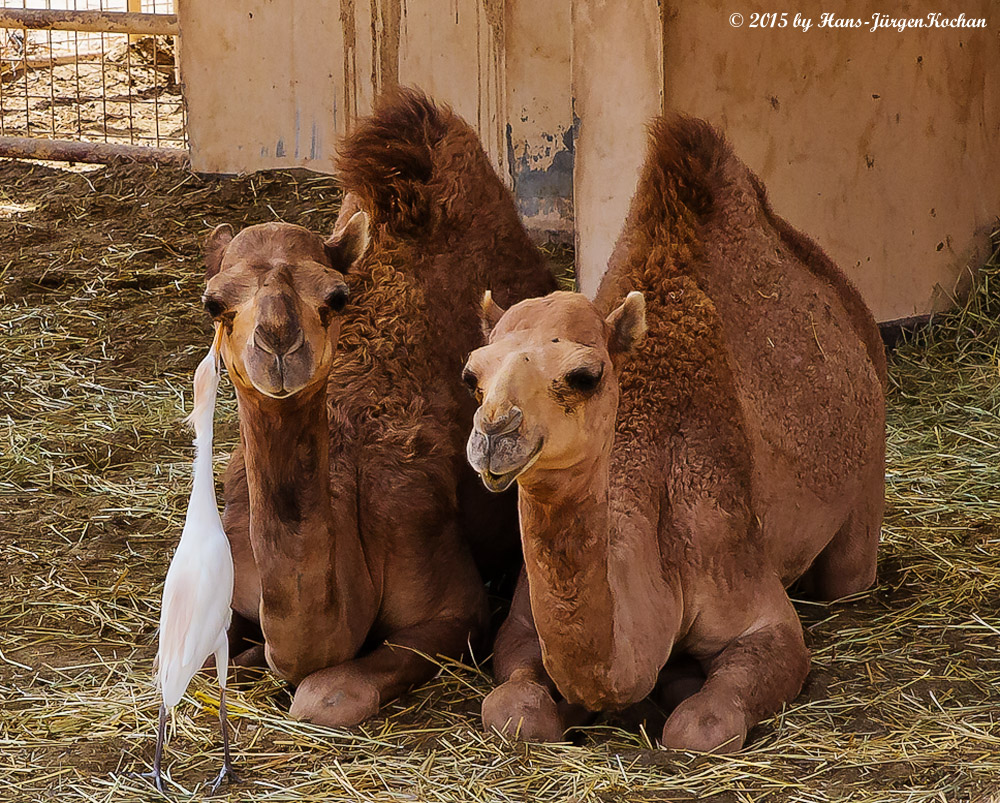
[745,171,888,386]
[336,87,453,236]
[642,114,731,222]
[639,115,886,387]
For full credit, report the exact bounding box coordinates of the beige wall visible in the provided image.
[177,0,346,173]
[177,0,507,175]
[654,0,1000,322]
[178,0,1000,321]
[572,0,663,297]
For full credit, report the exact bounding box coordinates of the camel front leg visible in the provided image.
[661,594,810,753]
[483,570,590,742]
[221,447,265,668]
[288,612,484,728]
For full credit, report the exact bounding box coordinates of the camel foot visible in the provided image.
[482,679,565,743]
[660,694,747,754]
[233,644,266,667]
[228,644,268,683]
[289,671,380,728]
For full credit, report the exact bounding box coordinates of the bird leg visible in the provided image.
[208,686,239,793]
[132,702,167,793]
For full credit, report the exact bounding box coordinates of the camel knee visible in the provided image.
[290,670,380,728]
[482,679,565,743]
[661,693,747,753]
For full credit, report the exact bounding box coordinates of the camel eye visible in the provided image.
[324,286,349,313]
[565,366,603,394]
[203,294,226,319]
[462,369,480,398]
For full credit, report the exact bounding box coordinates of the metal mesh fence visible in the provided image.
[0,0,185,150]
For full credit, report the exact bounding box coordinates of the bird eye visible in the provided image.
[565,366,603,393]
[203,294,226,318]
[324,286,349,313]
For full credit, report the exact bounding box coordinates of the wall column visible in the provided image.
[572,0,663,297]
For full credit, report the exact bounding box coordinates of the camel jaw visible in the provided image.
[480,467,521,493]
[478,440,543,493]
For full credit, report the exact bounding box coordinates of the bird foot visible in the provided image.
[207,761,239,794]
[130,769,166,794]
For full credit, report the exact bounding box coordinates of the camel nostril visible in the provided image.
[284,328,305,356]
[253,328,275,355]
[253,324,303,357]
[481,406,523,437]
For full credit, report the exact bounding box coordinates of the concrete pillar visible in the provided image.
[572,0,663,297]
[505,0,574,243]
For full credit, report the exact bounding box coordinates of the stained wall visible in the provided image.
[653,0,1000,322]
[176,0,1000,321]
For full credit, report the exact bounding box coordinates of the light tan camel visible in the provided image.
[462,115,886,751]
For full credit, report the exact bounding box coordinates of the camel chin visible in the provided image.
[470,437,544,493]
[480,469,519,493]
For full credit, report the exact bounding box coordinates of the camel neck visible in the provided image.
[238,385,332,539]
[235,382,374,683]
[517,455,677,710]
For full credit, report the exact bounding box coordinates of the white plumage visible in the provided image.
[140,327,237,793]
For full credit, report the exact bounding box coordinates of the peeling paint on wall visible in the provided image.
[507,123,574,243]
[503,0,574,242]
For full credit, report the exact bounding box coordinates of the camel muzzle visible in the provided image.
[466,420,542,493]
[253,324,305,358]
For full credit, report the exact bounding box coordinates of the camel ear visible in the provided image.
[480,290,506,338]
[325,210,370,272]
[204,223,234,280]
[605,291,646,354]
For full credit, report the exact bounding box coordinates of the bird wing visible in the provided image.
[157,536,233,707]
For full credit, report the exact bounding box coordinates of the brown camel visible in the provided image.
[200,89,555,726]
[463,115,886,751]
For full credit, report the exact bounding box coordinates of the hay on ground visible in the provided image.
[0,158,997,802]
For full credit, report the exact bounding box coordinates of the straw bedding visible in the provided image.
[0,159,997,802]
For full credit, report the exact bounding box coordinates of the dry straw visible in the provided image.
[0,159,997,802]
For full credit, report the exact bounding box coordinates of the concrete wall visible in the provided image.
[177,0,1000,322]
[654,0,1000,323]
[572,0,662,297]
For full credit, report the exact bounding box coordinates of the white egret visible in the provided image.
[141,326,236,793]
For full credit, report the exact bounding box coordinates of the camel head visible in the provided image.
[464,290,646,492]
[201,210,369,399]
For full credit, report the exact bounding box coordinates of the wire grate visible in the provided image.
[0,0,185,150]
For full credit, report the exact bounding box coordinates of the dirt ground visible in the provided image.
[0,158,998,803]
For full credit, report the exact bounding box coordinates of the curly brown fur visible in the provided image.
[217,89,556,728]
[335,88,451,237]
